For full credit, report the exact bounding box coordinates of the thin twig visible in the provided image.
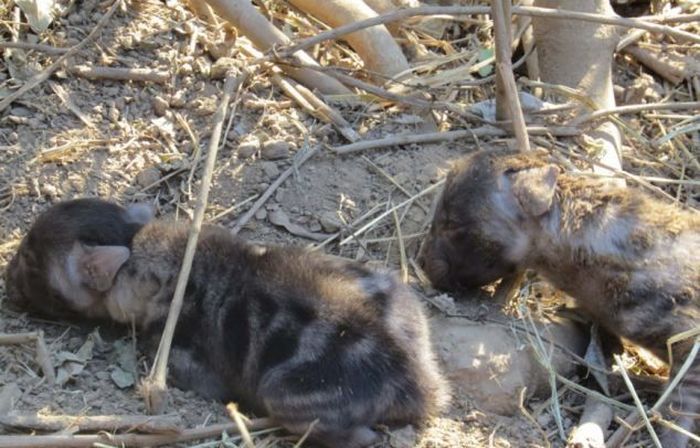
[277,5,700,58]
[391,206,409,283]
[66,65,170,84]
[332,126,580,155]
[339,181,445,246]
[0,412,182,434]
[226,403,255,448]
[231,145,319,234]
[0,418,275,448]
[143,72,247,413]
[0,0,122,112]
[613,354,662,448]
[576,101,700,125]
[0,41,69,54]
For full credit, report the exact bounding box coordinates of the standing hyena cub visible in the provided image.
[419,149,699,448]
[6,198,449,448]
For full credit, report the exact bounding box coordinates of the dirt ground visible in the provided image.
[0,0,697,447]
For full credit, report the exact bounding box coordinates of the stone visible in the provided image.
[236,138,260,159]
[309,221,322,232]
[261,140,290,160]
[136,168,160,188]
[169,90,187,108]
[260,161,280,178]
[389,425,417,448]
[319,211,342,233]
[152,96,169,116]
[421,163,441,183]
[431,315,587,415]
[210,57,236,80]
[255,209,267,221]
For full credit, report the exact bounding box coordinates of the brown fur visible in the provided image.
[6,199,449,448]
[419,149,699,448]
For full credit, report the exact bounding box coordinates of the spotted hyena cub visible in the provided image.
[419,149,699,448]
[6,199,448,448]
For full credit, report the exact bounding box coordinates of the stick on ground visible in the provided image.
[142,72,247,414]
[0,418,275,448]
[0,412,183,434]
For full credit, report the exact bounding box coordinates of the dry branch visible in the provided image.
[0,418,275,448]
[240,44,358,142]
[576,101,700,125]
[0,412,182,434]
[142,72,246,414]
[492,0,531,151]
[568,396,614,448]
[66,65,170,83]
[332,126,580,155]
[279,5,700,58]
[0,41,68,54]
[622,45,698,85]
[202,0,349,95]
[288,0,409,79]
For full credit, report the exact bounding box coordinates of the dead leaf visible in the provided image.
[14,0,56,33]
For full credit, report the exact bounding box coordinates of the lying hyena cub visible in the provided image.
[419,149,699,448]
[6,199,448,448]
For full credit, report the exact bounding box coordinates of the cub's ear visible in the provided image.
[77,245,130,291]
[124,203,154,225]
[507,165,560,217]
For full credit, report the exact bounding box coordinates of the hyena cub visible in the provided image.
[419,149,699,448]
[6,199,449,448]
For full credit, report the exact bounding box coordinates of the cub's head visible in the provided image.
[419,149,560,290]
[5,198,153,319]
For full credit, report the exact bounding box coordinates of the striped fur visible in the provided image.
[420,149,699,448]
[6,201,448,447]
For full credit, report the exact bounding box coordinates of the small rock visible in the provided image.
[10,107,32,117]
[255,209,267,221]
[308,221,322,232]
[393,172,410,185]
[152,96,169,116]
[421,163,441,183]
[178,63,193,76]
[389,425,417,448]
[210,57,237,80]
[319,211,342,233]
[108,106,120,123]
[261,140,290,160]
[41,183,59,199]
[432,315,587,415]
[136,168,160,188]
[237,140,259,159]
[275,188,286,202]
[260,161,280,178]
[169,91,187,108]
[193,58,211,77]
[406,207,426,223]
[95,371,111,381]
